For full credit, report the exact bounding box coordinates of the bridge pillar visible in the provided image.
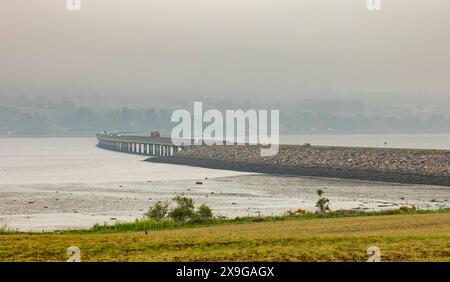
[97,134,183,157]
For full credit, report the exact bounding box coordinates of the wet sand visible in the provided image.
[1,175,449,231]
[1,137,449,232]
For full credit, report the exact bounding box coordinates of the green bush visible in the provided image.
[197,203,213,218]
[169,196,195,221]
[189,203,214,223]
[143,196,214,223]
[315,189,330,212]
[145,201,170,221]
[0,224,10,234]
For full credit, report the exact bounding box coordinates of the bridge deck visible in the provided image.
[96,132,180,157]
[96,133,174,145]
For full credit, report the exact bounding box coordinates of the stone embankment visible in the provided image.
[146,145,450,186]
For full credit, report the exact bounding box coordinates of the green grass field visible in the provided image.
[1,211,450,262]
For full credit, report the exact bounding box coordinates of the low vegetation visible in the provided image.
[315,189,331,213]
[1,211,450,261]
[145,196,214,223]
[61,208,449,234]
[0,224,10,234]
[1,194,449,262]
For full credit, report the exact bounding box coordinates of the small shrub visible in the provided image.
[169,196,195,221]
[145,201,170,221]
[315,189,330,213]
[0,224,10,234]
[197,203,213,218]
[190,203,214,223]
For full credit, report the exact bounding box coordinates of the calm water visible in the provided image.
[0,136,449,231]
[0,137,246,184]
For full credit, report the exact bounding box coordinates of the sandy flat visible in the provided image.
[1,175,449,231]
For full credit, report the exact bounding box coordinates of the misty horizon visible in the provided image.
[1,0,450,135]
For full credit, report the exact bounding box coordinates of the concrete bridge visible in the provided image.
[96,132,182,157]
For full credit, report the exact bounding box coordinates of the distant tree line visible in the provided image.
[1,95,450,135]
[0,105,173,135]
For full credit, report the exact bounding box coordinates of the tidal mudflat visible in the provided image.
[1,137,449,231]
[1,174,450,231]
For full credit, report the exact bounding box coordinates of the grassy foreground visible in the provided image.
[1,211,450,262]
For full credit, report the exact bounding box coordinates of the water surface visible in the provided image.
[0,137,449,231]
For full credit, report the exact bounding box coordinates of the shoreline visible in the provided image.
[3,173,450,232]
[146,156,450,187]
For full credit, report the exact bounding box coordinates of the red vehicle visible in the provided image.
[150,131,160,139]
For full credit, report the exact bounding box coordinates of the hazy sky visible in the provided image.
[1,0,450,104]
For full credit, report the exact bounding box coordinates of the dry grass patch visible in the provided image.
[1,213,450,262]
